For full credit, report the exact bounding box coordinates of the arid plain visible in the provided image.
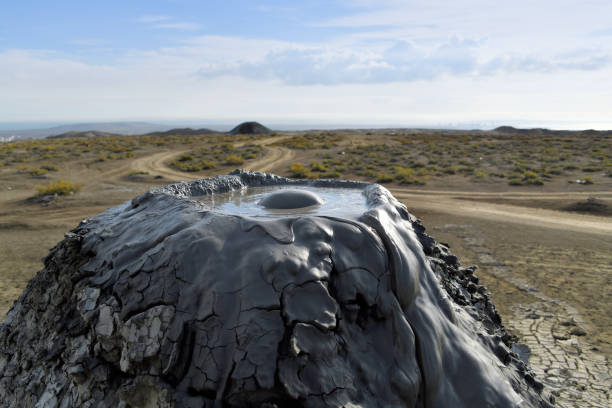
[1,128,610,406]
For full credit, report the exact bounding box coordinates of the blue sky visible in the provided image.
[1,0,612,128]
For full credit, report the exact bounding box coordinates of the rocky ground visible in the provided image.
[432,223,611,408]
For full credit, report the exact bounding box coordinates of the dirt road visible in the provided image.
[121,136,296,181]
[129,150,201,181]
[392,190,612,237]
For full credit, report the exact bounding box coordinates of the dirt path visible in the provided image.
[120,136,297,182]
[391,187,612,199]
[129,149,201,181]
[245,145,295,172]
[392,190,612,237]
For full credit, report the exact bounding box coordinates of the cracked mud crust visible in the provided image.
[0,171,554,407]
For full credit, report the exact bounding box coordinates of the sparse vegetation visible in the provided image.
[40,164,59,172]
[310,162,326,172]
[289,162,309,178]
[224,154,244,165]
[272,132,343,149]
[508,171,544,186]
[0,127,609,188]
[36,179,82,196]
[376,173,393,183]
[28,168,48,177]
[169,143,262,172]
[272,130,611,185]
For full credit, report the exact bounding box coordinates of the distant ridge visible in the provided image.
[229,121,271,135]
[47,130,121,139]
[0,121,171,140]
[145,128,219,136]
[493,125,610,135]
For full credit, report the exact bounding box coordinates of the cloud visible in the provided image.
[1,46,611,126]
[590,27,612,37]
[153,22,200,31]
[136,15,171,23]
[136,15,200,31]
[195,36,610,85]
[483,51,610,74]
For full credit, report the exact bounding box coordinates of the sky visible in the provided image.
[1,0,612,128]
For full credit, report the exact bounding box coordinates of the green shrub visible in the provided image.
[474,170,487,179]
[318,171,342,179]
[177,154,194,162]
[41,164,59,172]
[393,166,426,185]
[377,173,393,183]
[443,166,457,175]
[224,154,244,165]
[311,162,327,172]
[289,162,309,178]
[171,160,202,172]
[508,171,544,186]
[363,169,377,178]
[36,179,82,196]
[29,168,48,177]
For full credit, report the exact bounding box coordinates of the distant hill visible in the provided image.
[47,130,122,139]
[0,121,172,140]
[229,121,271,135]
[493,126,611,135]
[493,126,551,134]
[145,128,220,136]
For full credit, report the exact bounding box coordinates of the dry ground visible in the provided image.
[0,129,610,406]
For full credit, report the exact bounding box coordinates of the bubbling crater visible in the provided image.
[0,171,554,408]
[259,189,323,209]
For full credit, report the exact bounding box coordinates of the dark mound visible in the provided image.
[563,197,612,216]
[0,171,554,407]
[229,121,271,135]
[493,126,550,134]
[145,128,219,136]
[259,189,323,209]
[47,130,121,139]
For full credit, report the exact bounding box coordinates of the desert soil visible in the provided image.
[0,134,610,407]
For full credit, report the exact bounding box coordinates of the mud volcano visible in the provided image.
[0,171,554,407]
[229,121,270,135]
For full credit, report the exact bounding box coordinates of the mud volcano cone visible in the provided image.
[0,171,554,407]
[229,121,270,135]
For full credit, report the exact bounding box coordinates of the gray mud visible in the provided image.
[0,171,554,407]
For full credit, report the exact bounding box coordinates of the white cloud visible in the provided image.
[153,22,200,31]
[136,15,171,23]
[136,15,200,31]
[2,37,611,127]
[191,36,609,85]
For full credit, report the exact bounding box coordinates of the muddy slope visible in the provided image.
[0,171,553,407]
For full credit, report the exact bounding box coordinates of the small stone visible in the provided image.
[570,327,586,336]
